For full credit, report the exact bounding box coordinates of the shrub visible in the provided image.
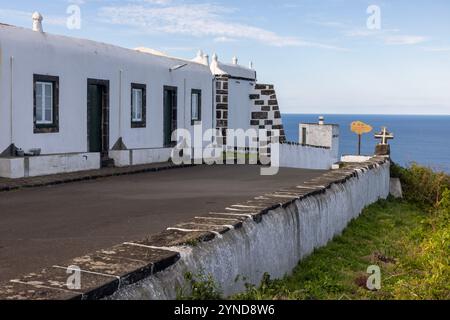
[392,198,450,300]
[177,271,222,300]
[391,162,450,209]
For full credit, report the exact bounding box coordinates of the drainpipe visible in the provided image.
[211,76,216,143]
[183,78,186,128]
[118,69,123,139]
[10,56,14,148]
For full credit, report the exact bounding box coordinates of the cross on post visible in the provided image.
[375,127,394,145]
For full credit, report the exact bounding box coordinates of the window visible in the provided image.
[132,89,143,121]
[191,89,201,124]
[36,82,53,124]
[131,83,146,128]
[34,75,59,133]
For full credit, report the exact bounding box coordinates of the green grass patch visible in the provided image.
[233,198,449,300]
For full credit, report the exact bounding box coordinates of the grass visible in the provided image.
[178,164,449,300]
[233,198,449,300]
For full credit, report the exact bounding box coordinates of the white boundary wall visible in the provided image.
[109,148,172,167]
[279,143,336,170]
[109,159,390,299]
[0,153,100,178]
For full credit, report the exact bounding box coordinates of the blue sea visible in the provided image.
[282,114,450,173]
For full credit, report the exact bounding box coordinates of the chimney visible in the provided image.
[32,12,43,32]
[319,116,325,125]
[203,54,210,66]
[232,56,238,65]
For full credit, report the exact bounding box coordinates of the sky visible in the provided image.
[0,0,449,115]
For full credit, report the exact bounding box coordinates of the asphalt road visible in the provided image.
[0,165,326,282]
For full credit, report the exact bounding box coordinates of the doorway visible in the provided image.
[163,86,178,147]
[302,127,307,145]
[87,79,110,164]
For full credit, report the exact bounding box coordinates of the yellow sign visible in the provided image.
[351,121,373,135]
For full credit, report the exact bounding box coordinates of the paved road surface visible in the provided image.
[0,165,326,282]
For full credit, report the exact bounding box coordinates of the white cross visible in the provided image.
[375,127,394,145]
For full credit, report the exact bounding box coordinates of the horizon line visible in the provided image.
[282,113,450,116]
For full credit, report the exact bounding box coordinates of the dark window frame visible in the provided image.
[302,127,307,145]
[87,78,110,155]
[130,83,147,128]
[33,74,59,134]
[163,86,178,148]
[191,89,202,125]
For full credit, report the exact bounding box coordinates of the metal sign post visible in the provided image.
[351,121,373,155]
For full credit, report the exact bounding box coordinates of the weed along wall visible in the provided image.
[108,157,390,300]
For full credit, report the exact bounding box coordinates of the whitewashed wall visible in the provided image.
[299,124,340,163]
[279,143,335,170]
[0,25,213,155]
[108,160,390,300]
[227,79,252,132]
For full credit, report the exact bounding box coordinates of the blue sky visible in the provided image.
[1,0,449,115]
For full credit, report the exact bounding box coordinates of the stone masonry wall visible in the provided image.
[215,76,229,146]
[250,84,287,143]
[215,81,287,149]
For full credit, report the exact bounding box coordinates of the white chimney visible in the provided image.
[232,56,238,65]
[32,12,43,32]
[319,116,325,125]
[203,54,210,66]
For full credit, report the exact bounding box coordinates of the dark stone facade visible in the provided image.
[215,76,229,145]
[249,84,286,143]
[213,80,287,147]
[375,144,391,156]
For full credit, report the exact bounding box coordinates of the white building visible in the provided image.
[299,116,340,163]
[0,17,216,177]
[0,14,339,178]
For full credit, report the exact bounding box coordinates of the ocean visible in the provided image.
[282,114,450,173]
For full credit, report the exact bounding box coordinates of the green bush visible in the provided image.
[391,162,450,209]
[392,190,450,300]
[438,188,450,212]
[177,272,223,300]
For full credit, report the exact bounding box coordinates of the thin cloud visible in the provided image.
[214,36,237,43]
[384,35,427,45]
[98,3,345,49]
[0,8,66,26]
[422,46,450,52]
[345,27,426,46]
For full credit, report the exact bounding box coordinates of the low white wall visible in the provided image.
[341,155,373,163]
[0,153,100,178]
[0,158,25,179]
[27,153,100,177]
[109,159,390,300]
[109,148,172,167]
[279,143,335,170]
[109,151,131,167]
[133,148,172,166]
